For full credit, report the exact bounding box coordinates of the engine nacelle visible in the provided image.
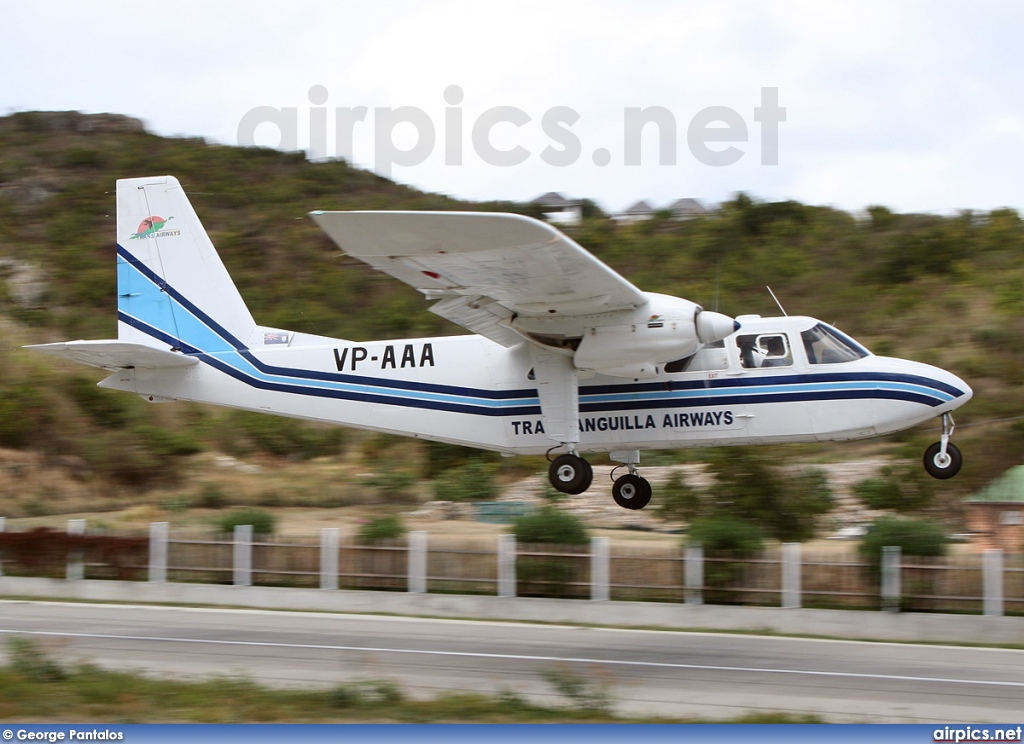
[573,294,738,379]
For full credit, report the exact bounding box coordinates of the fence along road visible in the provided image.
[0,600,1022,721]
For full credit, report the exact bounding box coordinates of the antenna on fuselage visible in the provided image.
[766,286,788,317]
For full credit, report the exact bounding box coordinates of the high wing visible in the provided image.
[309,211,647,347]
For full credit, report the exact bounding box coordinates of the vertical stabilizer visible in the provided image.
[116,176,256,352]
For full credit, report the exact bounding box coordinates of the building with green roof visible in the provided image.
[965,466,1024,552]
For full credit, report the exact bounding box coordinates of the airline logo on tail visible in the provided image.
[131,215,179,240]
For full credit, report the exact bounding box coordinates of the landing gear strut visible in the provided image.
[924,413,962,479]
[548,453,594,494]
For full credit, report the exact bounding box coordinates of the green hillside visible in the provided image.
[1,110,1022,514]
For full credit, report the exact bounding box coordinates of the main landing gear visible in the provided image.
[548,453,593,494]
[923,413,963,480]
[612,472,652,510]
[547,450,653,509]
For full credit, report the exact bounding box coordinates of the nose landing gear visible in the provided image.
[923,413,963,479]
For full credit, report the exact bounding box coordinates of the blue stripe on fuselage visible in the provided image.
[115,245,960,416]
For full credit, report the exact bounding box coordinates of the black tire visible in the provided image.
[548,454,593,494]
[612,474,652,510]
[923,441,962,479]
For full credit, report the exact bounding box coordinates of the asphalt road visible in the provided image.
[1,600,1022,721]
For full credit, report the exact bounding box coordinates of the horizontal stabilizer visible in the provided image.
[25,340,199,371]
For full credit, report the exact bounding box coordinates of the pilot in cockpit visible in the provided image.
[739,334,789,368]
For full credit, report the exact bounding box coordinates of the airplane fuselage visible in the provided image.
[102,314,970,456]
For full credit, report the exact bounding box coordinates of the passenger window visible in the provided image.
[737,334,792,369]
[665,340,728,373]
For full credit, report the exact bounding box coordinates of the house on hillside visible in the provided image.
[667,197,708,221]
[530,192,582,226]
[615,199,657,224]
[964,466,1024,552]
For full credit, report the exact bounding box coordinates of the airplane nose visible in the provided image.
[906,359,973,408]
[696,311,739,344]
[951,372,973,404]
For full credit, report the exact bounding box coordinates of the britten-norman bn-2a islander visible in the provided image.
[29,177,973,510]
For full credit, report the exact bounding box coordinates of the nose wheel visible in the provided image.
[924,441,962,479]
[923,414,963,479]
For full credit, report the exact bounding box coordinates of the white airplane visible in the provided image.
[28,176,973,509]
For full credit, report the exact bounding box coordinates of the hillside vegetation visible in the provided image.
[1,110,1022,518]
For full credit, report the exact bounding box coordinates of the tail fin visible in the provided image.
[116,176,257,352]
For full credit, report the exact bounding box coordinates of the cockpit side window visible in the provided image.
[801,323,870,364]
[664,339,728,373]
[737,333,792,369]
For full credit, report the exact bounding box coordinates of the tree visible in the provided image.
[704,450,833,542]
[655,471,705,522]
[852,464,935,513]
[858,516,949,570]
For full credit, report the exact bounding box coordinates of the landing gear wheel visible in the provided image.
[548,454,593,494]
[924,441,962,479]
[612,473,652,510]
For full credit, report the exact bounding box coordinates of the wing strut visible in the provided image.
[529,346,579,448]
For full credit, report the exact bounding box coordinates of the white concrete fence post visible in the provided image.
[149,521,168,583]
[408,530,428,594]
[685,544,703,605]
[983,549,1004,617]
[591,536,610,601]
[498,534,516,598]
[782,542,802,609]
[233,524,253,587]
[320,527,339,590]
[881,545,901,612]
[66,518,86,581]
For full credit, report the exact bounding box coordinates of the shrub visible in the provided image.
[328,678,405,708]
[431,459,499,502]
[541,666,612,714]
[6,637,66,682]
[357,515,407,541]
[686,515,765,597]
[686,515,765,556]
[216,410,345,460]
[132,423,204,457]
[217,509,276,535]
[858,516,949,569]
[513,507,589,597]
[655,471,704,522]
[852,465,934,513]
[195,485,227,509]
[513,506,589,545]
[364,469,418,503]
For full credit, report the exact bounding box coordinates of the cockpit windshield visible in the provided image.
[801,323,870,364]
